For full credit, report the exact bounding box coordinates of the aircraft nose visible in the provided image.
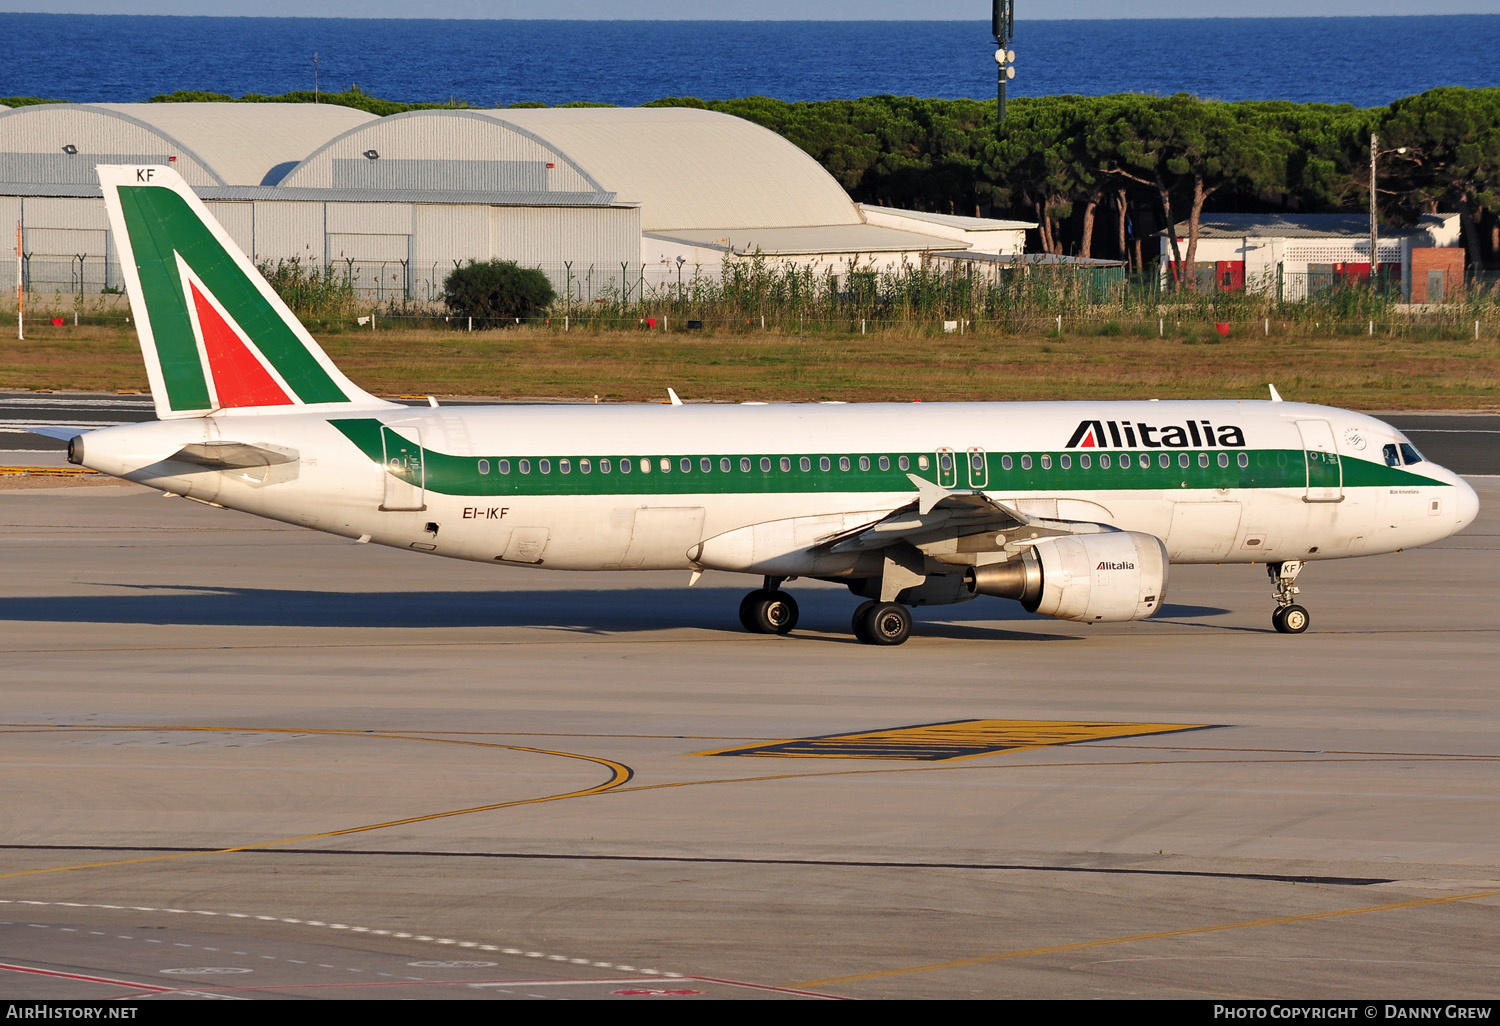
[1453,476,1480,534]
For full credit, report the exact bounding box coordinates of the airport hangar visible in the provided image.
[0,102,1032,305]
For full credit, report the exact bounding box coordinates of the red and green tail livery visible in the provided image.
[98,165,389,419]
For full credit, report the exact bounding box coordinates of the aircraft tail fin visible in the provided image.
[98,165,394,420]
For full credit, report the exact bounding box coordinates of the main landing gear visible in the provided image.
[735,578,916,646]
[1268,561,1310,634]
[851,600,912,646]
[738,577,799,635]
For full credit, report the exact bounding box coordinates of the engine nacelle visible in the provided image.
[969,531,1168,623]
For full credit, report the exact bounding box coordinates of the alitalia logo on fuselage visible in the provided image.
[1066,419,1246,449]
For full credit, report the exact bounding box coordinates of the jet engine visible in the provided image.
[968,531,1168,622]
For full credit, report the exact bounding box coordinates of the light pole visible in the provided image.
[1369,133,1406,291]
[992,0,1015,136]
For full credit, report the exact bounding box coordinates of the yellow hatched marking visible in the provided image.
[695,719,1211,762]
[0,466,97,477]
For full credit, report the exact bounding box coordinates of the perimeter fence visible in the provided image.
[9,254,1500,341]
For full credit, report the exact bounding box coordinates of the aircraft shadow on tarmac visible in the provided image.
[0,584,1226,640]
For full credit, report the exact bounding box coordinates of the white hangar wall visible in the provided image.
[1,102,1026,304]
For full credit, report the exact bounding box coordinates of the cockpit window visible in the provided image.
[1399,442,1425,466]
[1383,443,1401,468]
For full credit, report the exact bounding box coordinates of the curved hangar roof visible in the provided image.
[0,102,377,189]
[281,106,861,231]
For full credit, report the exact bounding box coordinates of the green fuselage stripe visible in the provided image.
[331,419,1440,498]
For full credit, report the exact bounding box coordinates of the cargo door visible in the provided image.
[621,506,705,569]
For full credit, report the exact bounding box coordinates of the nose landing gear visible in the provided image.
[1269,561,1310,634]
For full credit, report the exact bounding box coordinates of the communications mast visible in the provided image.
[993,0,1016,135]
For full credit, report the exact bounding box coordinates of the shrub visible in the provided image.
[443,260,555,321]
[257,257,358,320]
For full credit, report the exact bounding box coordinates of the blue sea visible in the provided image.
[1,15,1497,108]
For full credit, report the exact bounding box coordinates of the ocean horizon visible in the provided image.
[2,14,1498,109]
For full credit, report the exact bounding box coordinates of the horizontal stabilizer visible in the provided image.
[23,425,93,441]
[167,441,299,469]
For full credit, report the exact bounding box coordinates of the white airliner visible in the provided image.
[57,165,1479,644]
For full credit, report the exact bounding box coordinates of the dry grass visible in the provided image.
[2,320,1497,410]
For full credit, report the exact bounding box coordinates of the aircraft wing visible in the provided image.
[819,475,1113,556]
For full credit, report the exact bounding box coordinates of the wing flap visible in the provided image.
[821,482,1114,555]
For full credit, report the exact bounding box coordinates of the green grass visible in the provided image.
[1,320,1496,410]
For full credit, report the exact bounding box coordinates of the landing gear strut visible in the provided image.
[1268,561,1310,634]
[738,577,799,635]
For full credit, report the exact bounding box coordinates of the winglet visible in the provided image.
[1268,383,1283,402]
[907,473,950,516]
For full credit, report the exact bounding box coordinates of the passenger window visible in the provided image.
[640,458,652,473]
[719,458,730,473]
[540,459,551,474]
[600,458,611,473]
[1001,455,1013,471]
[740,457,751,473]
[519,459,531,474]
[1040,455,1052,470]
[1198,453,1209,468]
[1119,453,1130,468]
[918,455,930,471]
[939,452,953,472]
[896,456,907,471]
[819,457,831,472]
[560,459,571,474]
[760,457,770,472]
[1099,454,1110,469]
[660,458,672,473]
[1217,452,1228,468]
[839,456,850,472]
[676,457,688,473]
[699,458,710,473]
[780,457,791,473]
[1159,454,1170,469]
[1079,454,1091,469]
[581,458,591,474]
[859,456,870,471]
[478,459,490,475]
[499,459,511,474]
[800,457,812,472]
[1060,454,1072,469]
[1020,455,1032,470]
[1400,443,1424,465]
[1238,452,1249,468]
[1178,454,1188,469]
[619,458,631,474]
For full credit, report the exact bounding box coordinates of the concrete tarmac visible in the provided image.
[0,477,1497,1000]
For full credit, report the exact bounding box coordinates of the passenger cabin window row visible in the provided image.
[471,450,1255,476]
